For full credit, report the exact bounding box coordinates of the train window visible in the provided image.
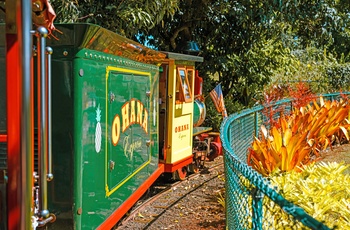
[187,69,194,93]
[176,67,192,103]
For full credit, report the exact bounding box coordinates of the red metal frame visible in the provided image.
[96,164,165,229]
[0,135,7,143]
[6,32,22,230]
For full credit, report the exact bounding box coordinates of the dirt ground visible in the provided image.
[117,156,226,230]
[319,143,350,172]
[147,169,227,230]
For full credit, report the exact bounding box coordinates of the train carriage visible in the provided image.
[43,24,166,229]
[0,2,222,229]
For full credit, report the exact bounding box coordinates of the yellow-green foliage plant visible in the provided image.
[248,96,350,176]
[216,174,226,209]
[268,162,350,229]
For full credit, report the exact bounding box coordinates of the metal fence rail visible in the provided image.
[220,93,350,230]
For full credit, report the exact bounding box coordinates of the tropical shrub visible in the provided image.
[268,162,350,229]
[270,47,338,94]
[248,96,350,176]
[260,81,315,128]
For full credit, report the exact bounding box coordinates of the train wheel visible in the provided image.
[188,163,200,174]
[173,167,187,181]
[207,142,219,161]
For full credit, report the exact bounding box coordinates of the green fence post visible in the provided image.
[254,111,259,137]
[252,188,263,230]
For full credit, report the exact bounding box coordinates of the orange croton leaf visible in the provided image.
[339,126,350,141]
[261,125,268,139]
[271,126,282,152]
[292,147,312,169]
[280,146,288,171]
[248,96,350,176]
[283,128,293,146]
[319,96,325,107]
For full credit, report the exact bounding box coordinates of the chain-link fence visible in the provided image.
[220,93,350,230]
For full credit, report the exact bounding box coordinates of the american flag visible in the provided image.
[209,84,228,117]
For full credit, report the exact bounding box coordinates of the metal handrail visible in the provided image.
[46,46,53,182]
[36,26,49,219]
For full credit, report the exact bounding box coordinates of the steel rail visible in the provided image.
[116,161,224,229]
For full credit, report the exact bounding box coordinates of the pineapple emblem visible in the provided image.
[95,105,102,153]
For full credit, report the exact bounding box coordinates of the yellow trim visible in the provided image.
[165,61,175,163]
[106,154,152,197]
[105,66,152,197]
[106,66,152,77]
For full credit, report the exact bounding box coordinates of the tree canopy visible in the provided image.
[51,0,179,38]
[52,0,350,115]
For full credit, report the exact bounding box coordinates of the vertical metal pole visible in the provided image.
[5,0,33,228]
[36,26,49,218]
[252,188,263,230]
[46,47,54,181]
[254,111,259,137]
[20,0,33,228]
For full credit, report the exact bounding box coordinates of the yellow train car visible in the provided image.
[159,52,221,180]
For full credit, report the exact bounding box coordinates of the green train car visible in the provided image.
[1,19,223,229]
[44,24,164,229]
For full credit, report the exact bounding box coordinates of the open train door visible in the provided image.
[3,0,56,228]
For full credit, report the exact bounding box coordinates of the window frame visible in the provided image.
[176,67,193,103]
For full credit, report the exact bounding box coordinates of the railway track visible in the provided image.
[115,157,225,230]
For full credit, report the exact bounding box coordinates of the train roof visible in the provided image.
[161,51,204,63]
[1,23,204,65]
[48,24,203,65]
[48,23,166,65]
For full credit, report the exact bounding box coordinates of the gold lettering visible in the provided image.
[178,133,186,140]
[174,124,190,133]
[123,136,142,160]
[137,101,143,124]
[142,109,148,134]
[112,100,149,146]
[130,99,136,125]
[112,115,120,146]
[122,102,130,132]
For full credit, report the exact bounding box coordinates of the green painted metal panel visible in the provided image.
[106,70,151,195]
[73,48,160,229]
[47,59,75,227]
